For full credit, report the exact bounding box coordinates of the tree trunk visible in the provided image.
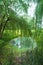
[0,17,9,39]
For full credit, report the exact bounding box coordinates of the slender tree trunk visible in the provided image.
[0,17,9,39]
[0,15,5,39]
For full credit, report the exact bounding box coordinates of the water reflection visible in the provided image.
[10,37,37,50]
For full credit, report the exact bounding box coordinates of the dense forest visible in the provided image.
[0,0,43,65]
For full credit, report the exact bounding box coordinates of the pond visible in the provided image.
[9,37,37,50]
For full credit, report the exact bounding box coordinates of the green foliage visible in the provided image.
[0,0,43,65]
